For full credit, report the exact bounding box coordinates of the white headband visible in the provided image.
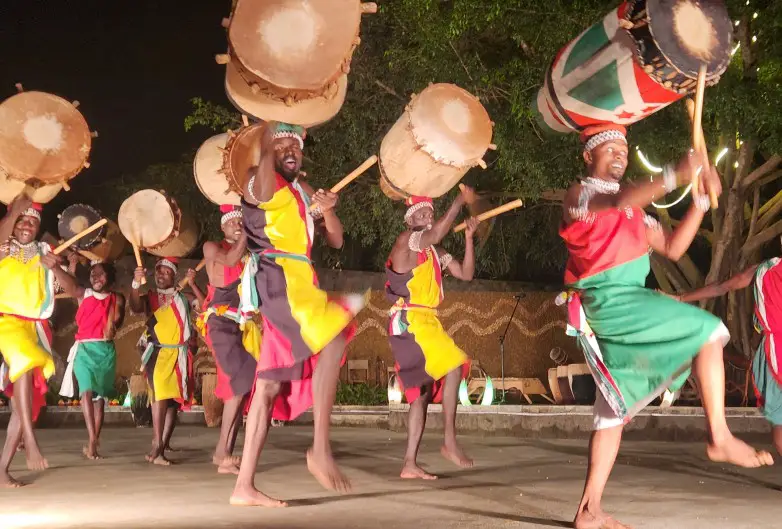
[221,210,242,226]
[271,131,304,150]
[156,259,177,274]
[90,259,103,266]
[584,130,627,153]
[404,202,434,222]
[22,208,41,221]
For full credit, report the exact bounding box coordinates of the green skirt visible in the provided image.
[570,256,728,419]
[73,341,117,398]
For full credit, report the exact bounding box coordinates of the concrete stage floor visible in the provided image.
[2,426,781,529]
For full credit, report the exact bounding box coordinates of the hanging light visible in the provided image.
[715,147,729,166]
[732,43,741,56]
[752,36,758,43]
[636,147,663,173]
[753,12,759,19]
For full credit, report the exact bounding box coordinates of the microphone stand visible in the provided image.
[498,292,524,404]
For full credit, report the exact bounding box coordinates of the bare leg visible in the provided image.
[573,426,631,529]
[1,410,24,487]
[230,379,287,507]
[307,335,351,492]
[440,366,473,468]
[696,341,773,467]
[12,372,47,470]
[81,391,100,460]
[94,398,105,441]
[227,396,246,455]
[146,400,170,466]
[214,396,244,474]
[400,388,437,479]
[161,403,178,455]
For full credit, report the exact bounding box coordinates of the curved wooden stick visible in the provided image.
[689,64,718,209]
[309,155,378,211]
[178,259,206,289]
[53,219,107,254]
[131,242,147,285]
[454,199,523,232]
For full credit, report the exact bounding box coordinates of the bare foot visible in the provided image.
[83,441,102,460]
[574,509,633,529]
[217,459,240,475]
[164,444,180,453]
[230,485,288,507]
[212,454,241,466]
[440,444,473,469]
[400,462,438,480]
[25,445,48,471]
[1,472,25,488]
[151,455,172,466]
[306,448,351,493]
[707,436,774,468]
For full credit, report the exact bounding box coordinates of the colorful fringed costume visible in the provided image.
[561,182,728,427]
[240,173,362,420]
[0,240,57,420]
[752,258,782,425]
[60,289,117,399]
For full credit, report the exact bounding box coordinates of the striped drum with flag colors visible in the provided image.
[533,0,732,134]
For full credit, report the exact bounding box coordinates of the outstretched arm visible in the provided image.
[41,251,82,298]
[129,267,148,314]
[186,268,206,308]
[244,122,283,205]
[418,186,477,249]
[442,218,480,281]
[677,265,759,304]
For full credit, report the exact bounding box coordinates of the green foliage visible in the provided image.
[335,382,387,406]
[179,0,782,280]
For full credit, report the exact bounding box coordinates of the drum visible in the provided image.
[0,90,92,185]
[0,170,61,205]
[533,0,732,134]
[84,220,126,263]
[220,123,267,198]
[218,0,375,126]
[118,190,199,258]
[58,204,105,250]
[548,364,596,405]
[379,83,494,200]
[193,133,242,206]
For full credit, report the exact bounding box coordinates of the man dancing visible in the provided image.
[60,260,125,460]
[129,257,195,466]
[198,204,259,475]
[560,124,773,529]
[385,191,479,479]
[674,249,782,457]
[0,197,79,487]
[230,122,366,506]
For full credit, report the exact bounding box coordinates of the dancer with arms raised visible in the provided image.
[560,125,773,529]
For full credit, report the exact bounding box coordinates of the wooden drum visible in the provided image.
[218,0,376,127]
[58,204,127,263]
[193,133,242,206]
[0,170,61,205]
[547,364,597,405]
[118,190,199,258]
[379,83,494,200]
[0,89,93,188]
[220,123,267,198]
[534,0,732,134]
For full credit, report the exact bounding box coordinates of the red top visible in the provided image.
[75,291,115,341]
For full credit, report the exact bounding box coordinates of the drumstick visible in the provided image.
[178,259,206,289]
[689,64,718,209]
[308,155,378,211]
[453,199,523,232]
[131,242,147,285]
[52,219,107,255]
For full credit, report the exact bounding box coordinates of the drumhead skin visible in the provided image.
[0,91,91,184]
[0,169,61,205]
[221,123,266,198]
[194,133,242,206]
[408,84,493,168]
[228,0,361,92]
[58,204,106,249]
[224,61,348,128]
[118,190,175,249]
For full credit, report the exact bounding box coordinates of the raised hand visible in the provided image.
[312,189,338,213]
[464,217,481,237]
[40,252,62,270]
[133,266,146,286]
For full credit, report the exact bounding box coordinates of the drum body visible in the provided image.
[220,123,268,198]
[86,220,126,263]
[0,170,61,205]
[220,0,371,126]
[533,0,732,133]
[118,190,199,258]
[194,133,242,206]
[0,91,91,185]
[58,204,105,250]
[548,364,596,405]
[379,84,493,200]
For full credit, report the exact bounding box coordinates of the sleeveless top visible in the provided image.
[386,246,452,310]
[75,289,116,341]
[205,240,247,310]
[0,241,55,320]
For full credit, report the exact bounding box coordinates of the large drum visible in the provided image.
[0,89,93,187]
[220,123,268,198]
[0,170,61,205]
[533,0,732,134]
[379,83,494,200]
[217,0,376,127]
[193,133,242,206]
[118,190,199,258]
[58,204,126,262]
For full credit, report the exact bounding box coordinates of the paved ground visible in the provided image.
[2,426,782,529]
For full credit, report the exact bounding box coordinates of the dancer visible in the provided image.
[559,124,773,529]
[60,260,126,460]
[385,192,479,479]
[198,204,259,475]
[675,253,782,456]
[0,197,79,487]
[129,257,195,466]
[230,122,366,506]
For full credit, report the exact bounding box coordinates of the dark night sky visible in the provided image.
[1,0,231,196]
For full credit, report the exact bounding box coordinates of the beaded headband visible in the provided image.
[271,124,305,150]
[156,258,178,274]
[21,207,41,221]
[404,200,434,222]
[220,210,242,226]
[584,130,627,153]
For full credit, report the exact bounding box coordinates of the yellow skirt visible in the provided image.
[145,346,184,403]
[0,316,55,383]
